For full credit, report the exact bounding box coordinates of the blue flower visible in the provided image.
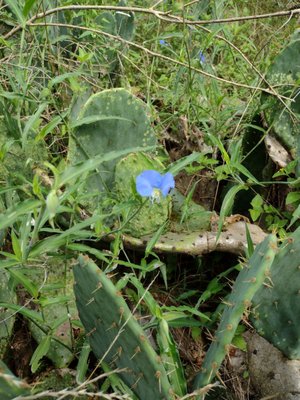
[159,39,168,46]
[136,170,175,200]
[199,51,205,64]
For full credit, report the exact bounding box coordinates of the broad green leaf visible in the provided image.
[50,315,69,331]
[35,114,66,142]
[8,269,39,298]
[11,231,22,261]
[71,115,132,129]
[130,276,161,318]
[22,103,47,142]
[249,194,263,222]
[48,72,81,89]
[251,194,263,208]
[5,0,25,25]
[288,203,300,228]
[249,208,261,222]
[145,222,167,257]
[58,145,155,187]
[157,319,186,396]
[0,37,11,47]
[232,162,262,185]
[0,258,20,269]
[177,290,199,301]
[23,0,37,17]
[0,302,43,323]
[0,91,33,101]
[19,214,34,261]
[217,184,247,240]
[167,152,202,175]
[229,138,242,164]
[162,317,202,328]
[286,191,300,205]
[162,305,210,321]
[46,190,59,219]
[30,335,51,373]
[245,223,254,258]
[28,215,100,257]
[232,334,247,351]
[32,174,43,198]
[206,132,230,164]
[111,259,147,271]
[39,296,70,307]
[67,244,110,263]
[76,339,90,384]
[0,185,22,195]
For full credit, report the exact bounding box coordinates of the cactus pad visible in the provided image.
[95,6,134,74]
[0,360,30,400]
[193,233,277,389]
[68,89,156,208]
[251,226,300,359]
[115,152,171,237]
[261,31,300,156]
[73,255,174,400]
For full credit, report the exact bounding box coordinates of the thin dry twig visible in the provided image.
[15,387,130,400]
[26,21,294,99]
[179,382,222,399]
[4,5,300,40]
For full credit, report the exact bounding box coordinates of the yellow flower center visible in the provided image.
[151,188,161,203]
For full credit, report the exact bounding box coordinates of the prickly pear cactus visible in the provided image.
[73,255,174,400]
[0,360,30,400]
[68,89,156,208]
[251,226,300,359]
[95,1,134,74]
[193,234,277,390]
[170,189,213,233]
[261,30,300,157]
[115,152,171,237]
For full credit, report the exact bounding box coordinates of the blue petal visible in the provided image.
[136,178,153,197]
[159,172,175,196]
[199,51,205,64]
[138,170,162,187]
[136,170,162,197]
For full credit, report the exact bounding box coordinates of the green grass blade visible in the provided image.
[30,335,51,373]
[217,184,247,241]
[0,302,43,323]
[58,145,155,187]
[0,200,42,231]
[23,0,37,17]
[71,115,132,129]
[4,0,25,25]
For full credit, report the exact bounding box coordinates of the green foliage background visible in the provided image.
[0,1,299,399]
